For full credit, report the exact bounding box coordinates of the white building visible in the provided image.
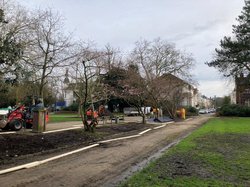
[230,89,237,104]
[197,94,213,109]
[158,74,199,108]
[63,69,75,107]
[181,84,199,107]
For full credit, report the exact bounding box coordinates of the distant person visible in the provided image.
[86,108,93,119]
[98,105,105,117]
[7,106,12,113]
[36,99,44,108]
[153,107,159,119]
[86,108,98,120]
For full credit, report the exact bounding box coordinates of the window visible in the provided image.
[245,99,250,107]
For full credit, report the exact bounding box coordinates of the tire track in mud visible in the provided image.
[0,116,212,187]
[0,128,155,175]
[103,130,194,187]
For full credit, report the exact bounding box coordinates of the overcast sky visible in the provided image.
[16,0,245,97]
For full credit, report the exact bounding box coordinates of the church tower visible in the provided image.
[63,69,74,107]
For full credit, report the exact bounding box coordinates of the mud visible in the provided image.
[130,132,250,186]
[0,115,213,187]
[0,123,154,168]
[151,153,213,179]
[103,131,194,187]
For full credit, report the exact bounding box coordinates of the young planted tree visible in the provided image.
[207,0,250,77]
[71,42,108,131]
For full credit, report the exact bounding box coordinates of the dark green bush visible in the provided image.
[185,106,198,116]
[63,103,79,111]
[217,104,250,117]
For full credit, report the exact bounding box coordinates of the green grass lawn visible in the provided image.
[121,118,250,187]
[49,113,82,123]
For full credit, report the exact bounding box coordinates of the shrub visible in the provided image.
[63,103,79,111]
[217,104,250,117]
[185,106,198,116]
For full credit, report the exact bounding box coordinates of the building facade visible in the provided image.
[159,74,199,108]
[235,74,250,107]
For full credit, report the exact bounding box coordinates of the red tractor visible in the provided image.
[0,105,48,131]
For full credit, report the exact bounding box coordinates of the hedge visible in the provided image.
[217,104,250,117]
[185,106,199,116]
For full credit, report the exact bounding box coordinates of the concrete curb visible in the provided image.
[42,127,82,134]
[138,129,152,135]
[0,132,16,135]
[0,144,99,175]
[153,124,166,130]
[185,118,193,121]
[99,135,141,143]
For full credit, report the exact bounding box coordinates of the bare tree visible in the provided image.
[71,42,109,131]
[102,44,122,71]
[149,74,188,118]
[129,38,195,118]
[131,38,194,81]
[23,9,75,103]
[101,62,149,124]
[121,64,148,124]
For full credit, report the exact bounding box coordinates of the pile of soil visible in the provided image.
[0,123,153,168]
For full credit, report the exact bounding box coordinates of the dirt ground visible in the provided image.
[0,122,155,169]
[0,115,212,187]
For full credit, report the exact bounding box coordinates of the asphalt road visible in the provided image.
[0,115,212,187]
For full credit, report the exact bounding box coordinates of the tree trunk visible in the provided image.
[142,114,147,124]
[78,104,81,117]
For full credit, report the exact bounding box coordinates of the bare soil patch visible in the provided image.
[0,116,212,187]
[150,153,213,179]
[0,122,154,168]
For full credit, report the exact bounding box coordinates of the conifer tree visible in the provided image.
[207,0,250,77]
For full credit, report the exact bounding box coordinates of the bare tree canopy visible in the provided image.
[104,38,195,121]
[128,38,195,114]
[149,74,191,118]
[1,2,196,118]
[22,8,75,101]
[130,38,194,81]
[69,41,111,131]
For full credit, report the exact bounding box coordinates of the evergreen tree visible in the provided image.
[207,0,250,77]
[0,8,24,76]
